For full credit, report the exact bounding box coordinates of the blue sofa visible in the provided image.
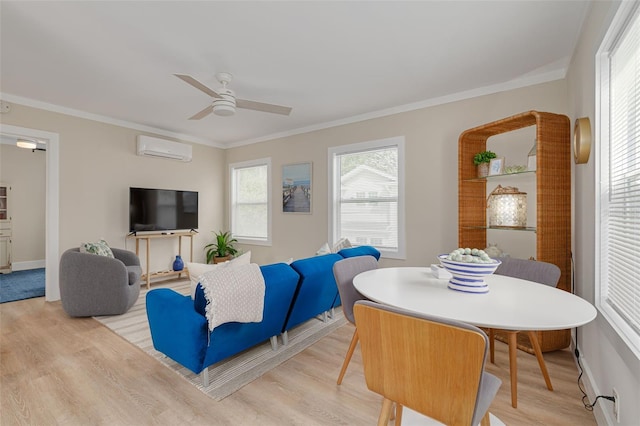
[146,246,380,386]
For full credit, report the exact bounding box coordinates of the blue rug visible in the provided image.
[0,268,45,303]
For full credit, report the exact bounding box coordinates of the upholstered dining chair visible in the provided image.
[491,256,561,408]
[332,255,378,385]
[354,300,501,426]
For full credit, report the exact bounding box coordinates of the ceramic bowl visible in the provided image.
[437,254,501,293]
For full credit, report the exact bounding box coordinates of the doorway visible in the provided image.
[0,124,59,301]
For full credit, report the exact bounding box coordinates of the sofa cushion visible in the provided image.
[80,239,114,258]
[285,253,343,331]
[338,245,381,260]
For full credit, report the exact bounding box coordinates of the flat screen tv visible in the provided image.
[129,187,198,233]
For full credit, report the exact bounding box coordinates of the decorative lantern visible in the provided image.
[487,185,527,228]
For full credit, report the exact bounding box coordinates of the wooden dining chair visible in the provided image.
[354,300,501,426]
[332,255,378,385]
[491,256,561,408]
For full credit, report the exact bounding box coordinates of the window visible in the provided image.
[329,136,405,259]
[596,2,640,357]
[229,158,271,245]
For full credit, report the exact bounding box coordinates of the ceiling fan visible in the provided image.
[175,72,292,119]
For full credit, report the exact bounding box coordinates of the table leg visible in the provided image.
[508,331,518,408]
[528,331,553,391]
[489,328,496,364]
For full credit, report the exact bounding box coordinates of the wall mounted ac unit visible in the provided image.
[136,135,192,162]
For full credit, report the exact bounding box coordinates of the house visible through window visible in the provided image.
[329,136,405,259]
[596,2,640,357]
[229,158,271,245]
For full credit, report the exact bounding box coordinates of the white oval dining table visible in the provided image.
[353,267,597,410]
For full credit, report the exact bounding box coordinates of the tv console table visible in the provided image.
[127,231,195,289]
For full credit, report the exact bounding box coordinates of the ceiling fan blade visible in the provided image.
[236,98,292,116]
[174,74,221,98]
[189,105,214,120]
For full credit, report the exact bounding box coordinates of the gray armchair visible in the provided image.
[59,247,141,317]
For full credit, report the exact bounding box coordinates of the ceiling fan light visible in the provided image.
[213,104,235,116]
[212,93,236,116]
[17,139,37,149]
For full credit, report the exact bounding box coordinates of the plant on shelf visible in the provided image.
[473,150,497,177]
[205,230,239,264]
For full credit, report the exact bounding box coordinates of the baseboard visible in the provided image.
[11,259,46,271]
[572,340,614,425]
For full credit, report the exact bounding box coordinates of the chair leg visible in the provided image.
[377,398,394,426]
[395,404,403,426]
[481,411,491,426]
[527,331,553,391]
[507,331,518,408]
[489,328,496,364]
[337,328,359,385]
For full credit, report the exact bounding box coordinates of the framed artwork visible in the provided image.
[282,162,312,213]
[489,157,505,176]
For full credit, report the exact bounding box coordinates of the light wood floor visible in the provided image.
[1,296,596,425]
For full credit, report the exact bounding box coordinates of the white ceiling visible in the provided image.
[0,1,590,148]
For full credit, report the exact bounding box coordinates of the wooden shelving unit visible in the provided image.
[0,183,11,274]
[127,231,195,289]
[458,110,571,353]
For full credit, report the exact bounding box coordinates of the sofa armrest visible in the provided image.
[146,289,209,374]
[112,248,140,267]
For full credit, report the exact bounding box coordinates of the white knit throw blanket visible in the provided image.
[200,263,265,331]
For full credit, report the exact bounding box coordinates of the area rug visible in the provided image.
[95,279,347,401]
[0,268,45,303]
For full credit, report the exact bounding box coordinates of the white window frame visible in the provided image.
[595,1,640,359]
[328,136,406,259]
[229,157,272,246]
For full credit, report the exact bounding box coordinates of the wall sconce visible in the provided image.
[16,138,37,149]
[487,185,527,228]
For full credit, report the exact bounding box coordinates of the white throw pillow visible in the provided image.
[332,237,352,253]
[186,262,220,299]
[227,250,251,267]
[186,251,252,299]
[316,242,331,256]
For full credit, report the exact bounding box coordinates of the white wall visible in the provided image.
[566,1,640,424]
[226,80,567,268]
[0,102,227,297]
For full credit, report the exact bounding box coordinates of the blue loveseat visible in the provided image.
[146,246,380,386]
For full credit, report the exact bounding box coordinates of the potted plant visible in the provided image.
[205,231,239,264]
[473,150,497,177]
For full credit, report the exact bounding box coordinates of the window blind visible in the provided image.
[604,7,640,335]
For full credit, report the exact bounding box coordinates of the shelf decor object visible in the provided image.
[173,255,184,271]
[473,150,497,178]
[488,157,505,175]
[458,110,571,353]
[487,185,527,228]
